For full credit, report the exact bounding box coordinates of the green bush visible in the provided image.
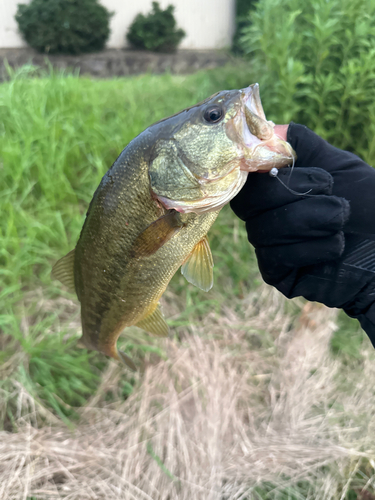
[239,0,375,165]
[232,0,258,55]
[127,2,185,53]
[15,0,111,55]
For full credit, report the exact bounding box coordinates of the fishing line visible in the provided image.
[286,141,295,184]
[266,131,312,196]
[269,167,313,196]
[273,134,296,185]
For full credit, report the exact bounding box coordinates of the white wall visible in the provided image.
[0,0,235,49]
[0,0,30,48]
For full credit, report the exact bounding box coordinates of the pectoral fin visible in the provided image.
[51,249,76,293]
[131,212,184,258]
[136,304,169,337]
[181,236,214,292]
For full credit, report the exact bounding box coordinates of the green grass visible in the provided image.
[331,310,366,362]
[1,65,372,500]
[0,64,256,421]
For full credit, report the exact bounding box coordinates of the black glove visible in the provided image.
[230,122,375,346]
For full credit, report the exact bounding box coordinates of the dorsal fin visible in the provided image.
[136,304,169,337]
[181,236,214,292]
[51,249,76,293]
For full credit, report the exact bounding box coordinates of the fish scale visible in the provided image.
[75,130,219,358]
[52,84,295,369]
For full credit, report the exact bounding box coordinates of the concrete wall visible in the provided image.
[0,0,235,49]
[0,0,30,48]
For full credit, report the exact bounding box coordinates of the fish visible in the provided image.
[52,83,295,370]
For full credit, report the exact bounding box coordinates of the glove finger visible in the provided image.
[288,122,364,174]
[287,123,375,237]
[256,232,345,278]
[230,167,333,221]
[246,196,350,247]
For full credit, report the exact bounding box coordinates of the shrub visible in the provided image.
[15,0,111,55]
[127,2,185,53]
[239,0,375,165]
[232,0,258,55]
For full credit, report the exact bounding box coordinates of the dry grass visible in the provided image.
[2,69,374,499]
[1,286,375,499]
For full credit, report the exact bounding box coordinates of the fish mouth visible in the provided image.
[153,84,296,216]
[238,83,296,171]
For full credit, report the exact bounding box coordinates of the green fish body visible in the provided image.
[52,85,295,369]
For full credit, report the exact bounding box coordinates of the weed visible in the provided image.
[0,64,254,421]
[1,65,372,498]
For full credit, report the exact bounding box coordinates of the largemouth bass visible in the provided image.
[52,84,295,369]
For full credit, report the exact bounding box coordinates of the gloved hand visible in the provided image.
[230,122,375,345]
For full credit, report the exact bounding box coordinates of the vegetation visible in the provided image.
[232,0,258,55]
[0,64,374,497]
[15,0,111,54]
[127,2,186,53]
[0,63,255,424]
[239,0,375,165]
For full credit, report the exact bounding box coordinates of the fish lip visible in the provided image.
[240,83,274,147]
[241,83,267,121]
[237,83,296,171]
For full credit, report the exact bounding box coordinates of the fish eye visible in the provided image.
[203,105,224,124]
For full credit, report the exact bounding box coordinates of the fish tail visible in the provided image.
[100,341,137,371]
[117,350,137,371]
